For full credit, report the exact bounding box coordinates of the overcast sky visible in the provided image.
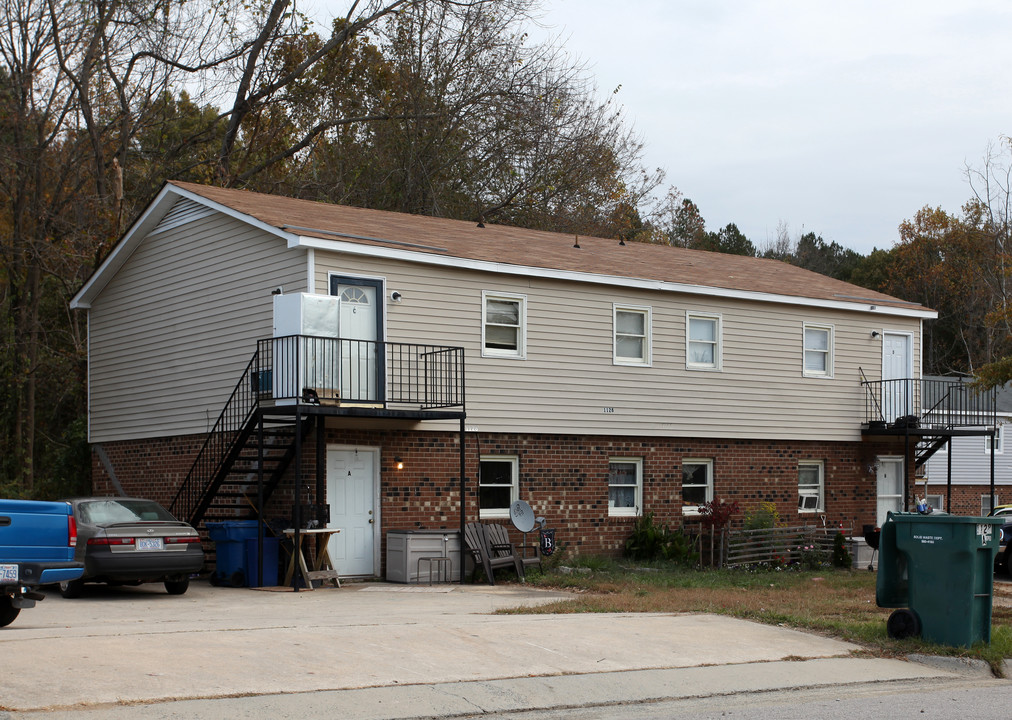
[311,1,1012,255]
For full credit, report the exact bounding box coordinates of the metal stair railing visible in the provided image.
[860,373,997,429]
[170,352,260,526]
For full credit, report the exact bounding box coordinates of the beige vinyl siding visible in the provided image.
[88,213,307,442]
[314,252,920,441]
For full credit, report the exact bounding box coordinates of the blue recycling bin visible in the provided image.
[206,520,260,587]
[244,537,279,587]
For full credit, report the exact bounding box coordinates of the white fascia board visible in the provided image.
[292,235,937,320]
[71,183,300,309]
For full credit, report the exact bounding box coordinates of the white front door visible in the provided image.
[326,447,378,576]
[331,279,381,402]
[881,332,912,422]
[876,457,905,526]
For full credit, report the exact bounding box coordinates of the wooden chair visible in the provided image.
[483,524,525,582]
[463,522,524,585]
[518,536,542,572]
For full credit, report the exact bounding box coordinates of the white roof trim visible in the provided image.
[71,184,300,309]
[70,181,935,321]
[291,235,937,319]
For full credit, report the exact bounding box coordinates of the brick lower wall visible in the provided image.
[92,428,910,564]
[91,435,206,509]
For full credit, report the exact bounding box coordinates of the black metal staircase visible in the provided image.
[169,336,466,530]
[860,372,998,468]
[198,419,313,524]
[169,352,276,528]
[914,434,950,467]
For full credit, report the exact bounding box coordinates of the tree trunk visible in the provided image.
[14,261,41,494]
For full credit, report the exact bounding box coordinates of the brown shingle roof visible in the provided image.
[171,181,922,312]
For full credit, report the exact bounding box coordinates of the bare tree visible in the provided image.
[243,0,663,237]
[0,0,249,492]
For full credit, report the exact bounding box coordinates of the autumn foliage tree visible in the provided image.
[0,0,671,495]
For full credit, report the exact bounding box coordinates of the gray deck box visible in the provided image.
[386,529,461,583]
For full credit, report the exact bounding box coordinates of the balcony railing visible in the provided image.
[257,336,464,410]
[861,375,996,429]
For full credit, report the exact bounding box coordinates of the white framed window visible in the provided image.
[798,461,824,512]
[608,458,642,517]
[686,313,721,370]
[681,459,713,514]
[925,495,944,512]
[986,426,1004,454]
[479,456,518,519]
[482,292,526,359]
[803,324,834,378]
[613,305,651,366]
[982,494,1000,516]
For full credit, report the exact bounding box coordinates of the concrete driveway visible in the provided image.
[0,581,991,716]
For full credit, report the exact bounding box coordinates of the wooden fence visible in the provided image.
[722,525,853,568]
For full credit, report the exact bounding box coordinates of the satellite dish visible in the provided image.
[509,499,536,533]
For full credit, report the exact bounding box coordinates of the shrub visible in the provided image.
[624,513,696,565]
[794,542,828,570]
[698,498,741,530]
[743,501,781,530]
[832,531,852,568]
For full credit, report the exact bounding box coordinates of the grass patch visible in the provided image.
[508,558,1012,675]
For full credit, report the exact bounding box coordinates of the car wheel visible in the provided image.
[164,577,189,595]
[1003,547,1012,576]
[59,579,84,599]
[0,596,20,627]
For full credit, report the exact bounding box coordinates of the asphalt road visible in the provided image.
[465,678,1012,720]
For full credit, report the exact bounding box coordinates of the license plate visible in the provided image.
[0,563,18,582]
[137,538,163,551]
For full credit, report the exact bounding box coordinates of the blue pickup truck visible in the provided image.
[1,499,85,627]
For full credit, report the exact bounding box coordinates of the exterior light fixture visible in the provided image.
[395,456,404,470]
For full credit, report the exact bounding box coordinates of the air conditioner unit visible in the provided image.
[798,495,820,510]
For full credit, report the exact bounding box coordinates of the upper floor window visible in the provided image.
[986,426,1004,454]
[608,458,642,517]
[686,313,721,370]
[482,292,526,359]
[614,305,651,366]
[681,459,713,514]
[803,324,834,378]
[479,456,518,519]
[798,461,824,512]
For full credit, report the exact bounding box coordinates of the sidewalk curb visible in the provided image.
[907,653,998,677]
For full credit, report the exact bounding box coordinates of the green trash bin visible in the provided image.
[876,512,1002,647]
